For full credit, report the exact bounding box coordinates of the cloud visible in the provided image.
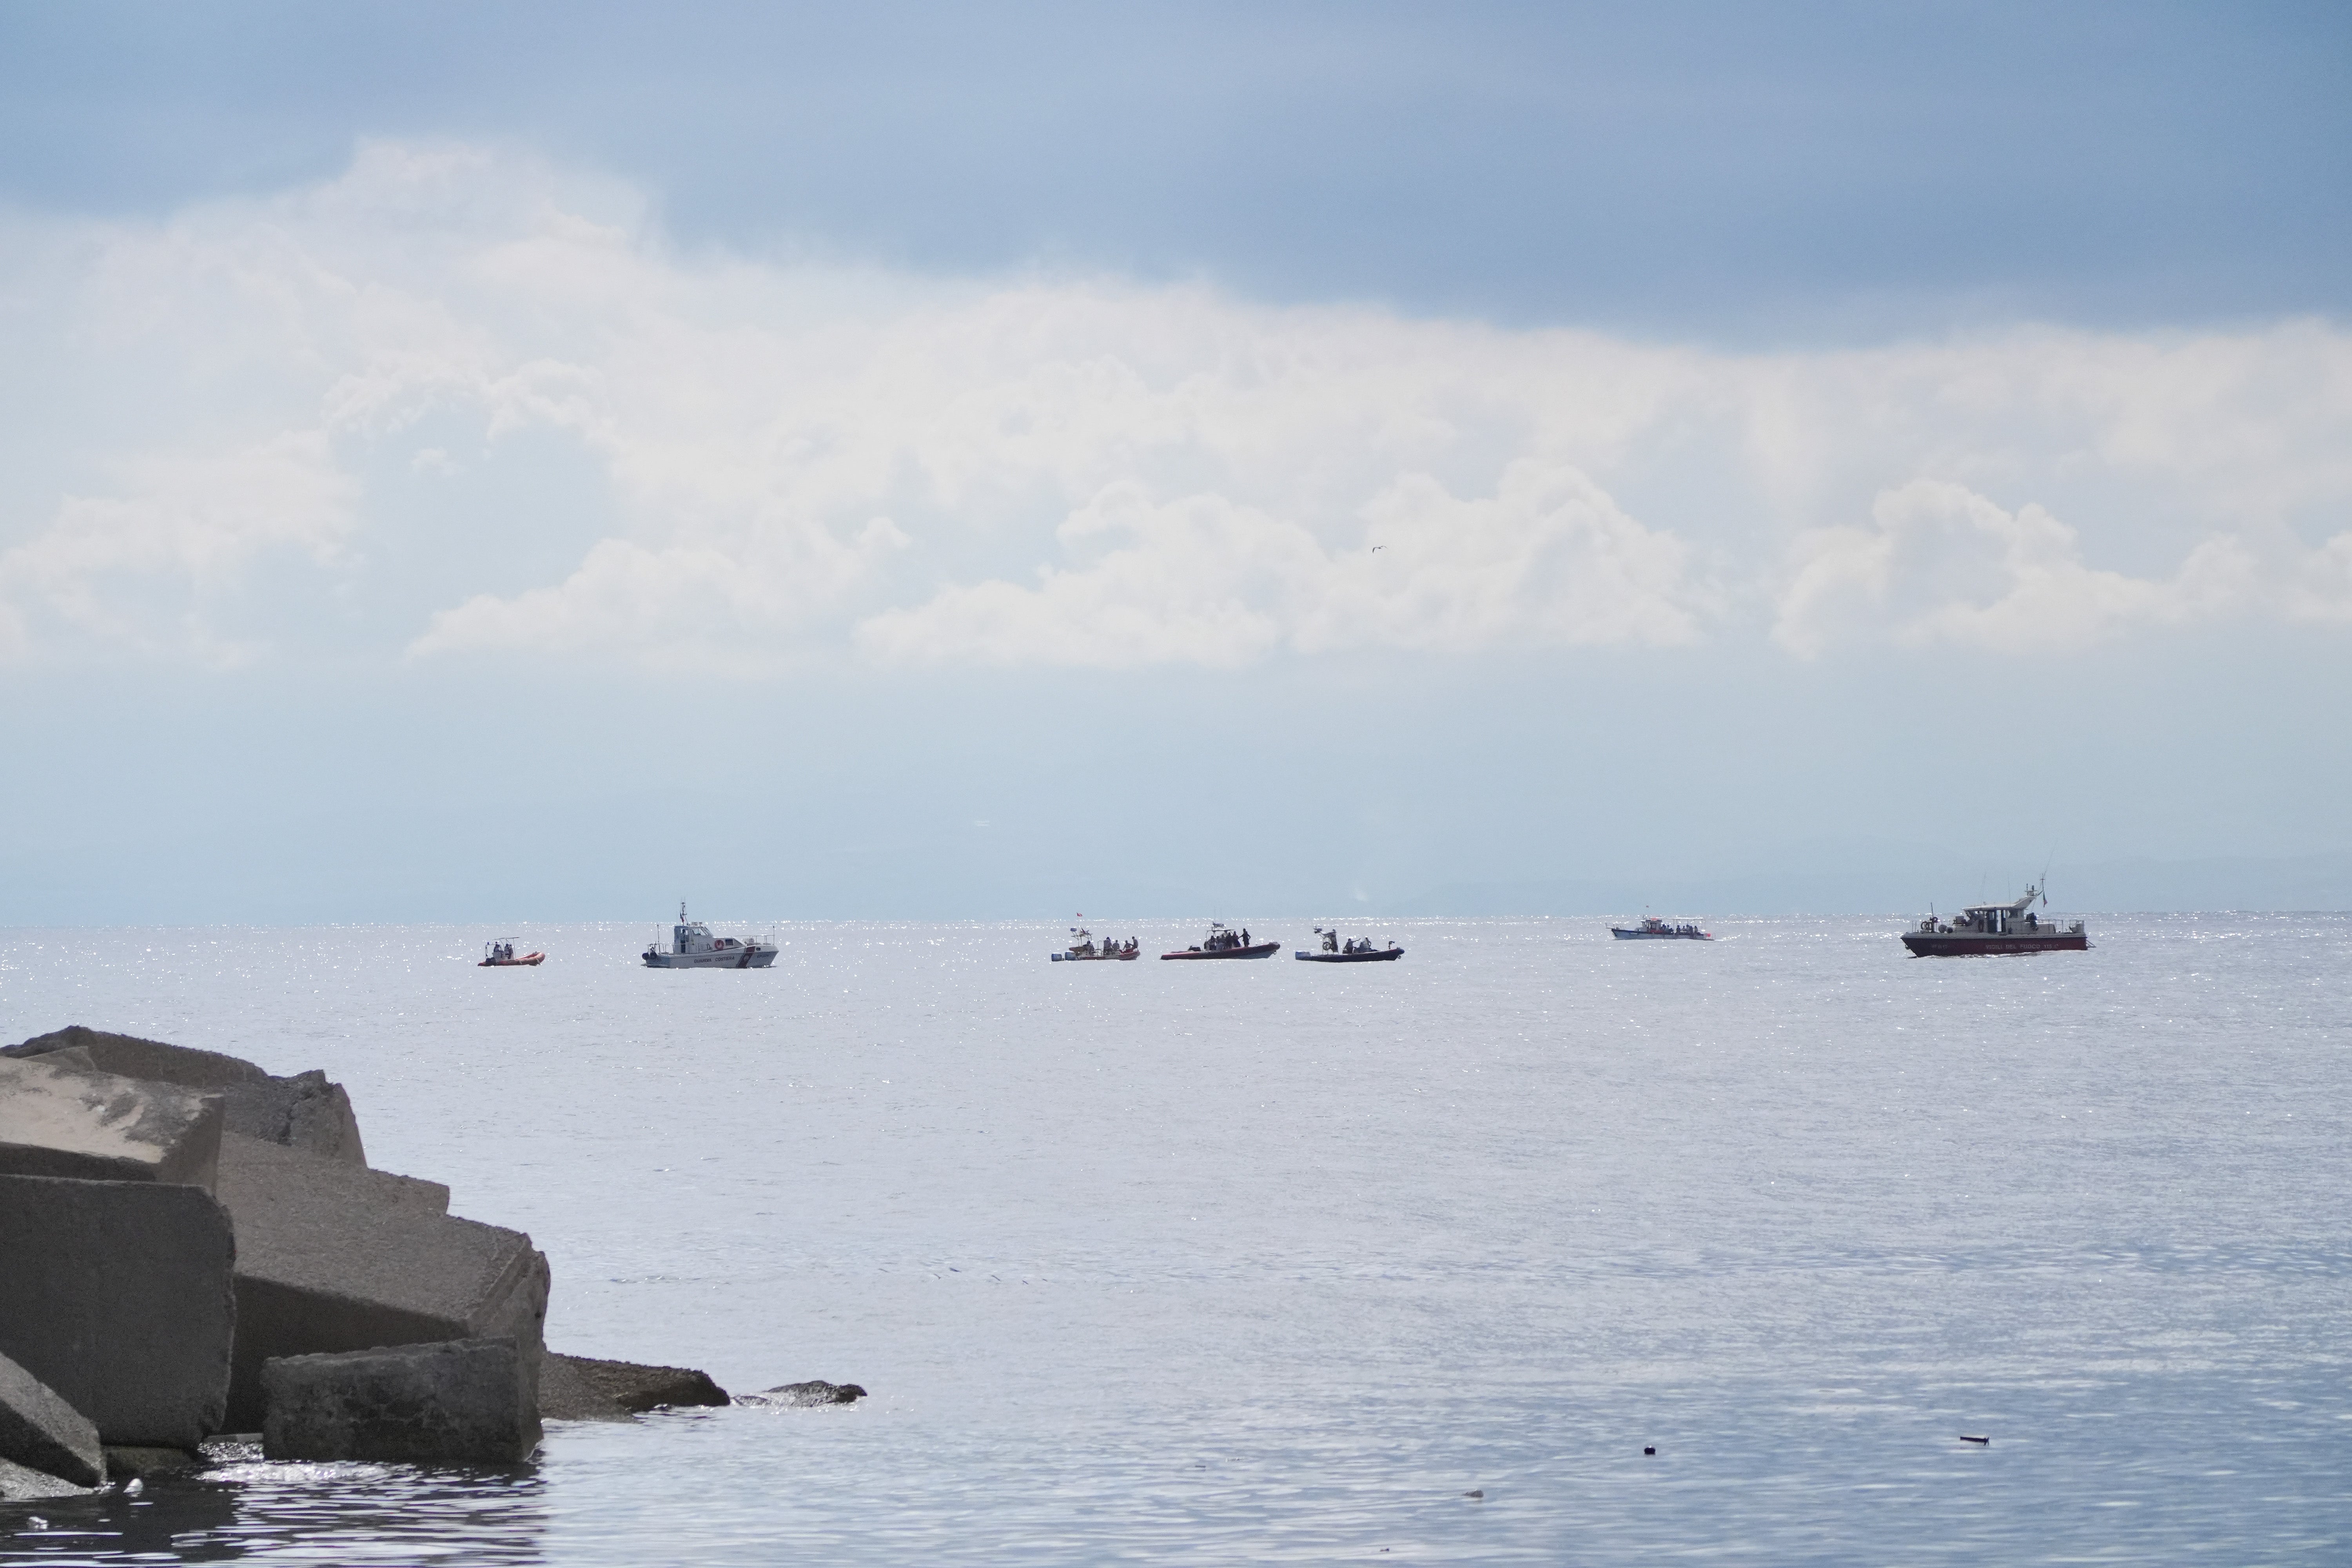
[0,431,356,665]
[1772,480,2261,656]
[858,463,1703,667]
[1,142,2348,673]
[412,517,910,666]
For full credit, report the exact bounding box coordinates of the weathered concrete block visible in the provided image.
[0,1348,104,1486]
[539,1353,728,1421]
[216,1133,447,1219]
[0,1058,224,1192]
[0,1453,96,1501]
[241,1070,365,1165]
[7,1027,365,1167]
[262,1338,539,1464]
[218,1147,545,1429]
[7,1026,268,1089]
[0,1175,236,1447]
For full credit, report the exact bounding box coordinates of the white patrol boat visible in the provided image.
[642,904,779,969]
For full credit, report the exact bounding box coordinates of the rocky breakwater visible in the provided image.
[0,1025,860,1497]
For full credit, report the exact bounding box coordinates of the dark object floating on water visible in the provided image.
[1903,883,2087,956]
[735,1380,867,1407]
[1960,1434,1990,1445]
[1612,916,1713,940]
[1297,929,1403,962]
[1161,922,1279,960]
[1463,1489,1483,1500]
[1644,1446,1656,1455]
[479,942,543,967]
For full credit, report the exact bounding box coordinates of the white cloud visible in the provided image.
[0,431,356,664]
[858,463,1704,667]
[1773,480,2263,657]
[1,142,2349,672]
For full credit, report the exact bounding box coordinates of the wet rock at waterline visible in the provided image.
[262,1338,541,1464]
[540,1354,729,1421]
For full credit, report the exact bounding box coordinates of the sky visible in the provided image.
[1,1,2348,922]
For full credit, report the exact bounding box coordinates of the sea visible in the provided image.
[0,914,2345,1564]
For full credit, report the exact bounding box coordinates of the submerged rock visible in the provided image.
[539,1354,728,1421]
[735,1381,867,1407]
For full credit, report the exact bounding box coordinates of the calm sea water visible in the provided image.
[1,915,2346,1564]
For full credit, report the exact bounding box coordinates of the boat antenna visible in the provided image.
[679,900,687,922]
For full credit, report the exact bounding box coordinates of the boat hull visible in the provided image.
[644,948,779,969]
[1900,931,2088,957]
[1051,951,1139,961]
[1294,949,1403,962]
[478,954,544,967]
[1160,942,1281,960]
[1610,929,1712,940]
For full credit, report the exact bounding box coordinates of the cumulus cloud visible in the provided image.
[0,141,2348,672]
[0,431,356,664]
[858,463,1704,666]
[1772,480,2262,656]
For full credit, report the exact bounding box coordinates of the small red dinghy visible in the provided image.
[479,941,544,967]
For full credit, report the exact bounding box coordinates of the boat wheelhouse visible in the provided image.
[643,905,779,969]
[1901,884,2087,957]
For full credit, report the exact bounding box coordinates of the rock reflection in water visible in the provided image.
[0,1458,544,1565]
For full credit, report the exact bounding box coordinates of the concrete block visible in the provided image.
[218,1148,545,1428]
[0,1454,96,1501]
[0,1175,236,1447]
[216,1133,447,1218]
[539,1353,728,1421]
[0,1349,104,1487]
[262,1338,539,1464]
[7,1027,365,1167]
[7,1027,268,1090]
[0,1058,224,1192]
